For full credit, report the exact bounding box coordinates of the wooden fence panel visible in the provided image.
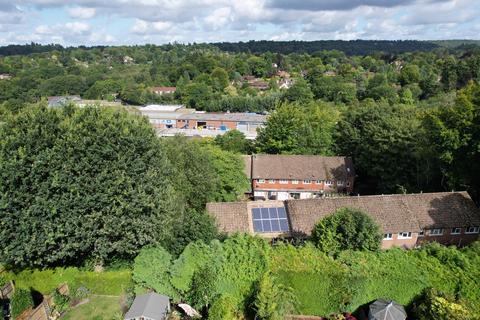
[27,301,50,320]
[0,281,15,299]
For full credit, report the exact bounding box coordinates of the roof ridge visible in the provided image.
[287,191,470,202]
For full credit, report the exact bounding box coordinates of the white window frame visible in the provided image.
[315,180,323,185]
[419,229,425,237]
[291,180,299,184]
[430,228,443,236]
[383,233,393,240]
[303,180,311,185]
[451,227,461,235]
[279,179,288,184]
[258,179,265,183]
[325,180,333,185]
[466,226,480,234]
[268,179,276,184]
[337,180,344,186]
[398,231,412,239]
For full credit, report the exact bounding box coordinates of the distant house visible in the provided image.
[242,76,269,91]
[0,73,12,80]
[151,87,176,95]
[47,95,82,108]
[123,56,134,64]
[243,155,355,200]
[124,292,170,320]
[207,191,480,248]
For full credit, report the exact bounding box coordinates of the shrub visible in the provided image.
[208,295,238,320]
[52,289,70,314]
[254,272,296,320]
[410,288,477,320]
[10,289,33,319]
[132,246,177,299]
[311,207,382,255]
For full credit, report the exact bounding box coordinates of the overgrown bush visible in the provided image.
[254,272,296,320]
[10,289,33,319]
[410,288,478,320]
[52,289,70,314]
[132,246,177,299]
[208,294,238,320]
[311,207,382,255]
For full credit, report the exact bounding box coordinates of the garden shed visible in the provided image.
[124,292,170,320]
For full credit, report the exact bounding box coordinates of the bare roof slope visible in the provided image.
[250,155,355,180]
[207,202,250,234]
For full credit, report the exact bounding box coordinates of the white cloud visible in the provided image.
[68,7,96,19]
[2,0,480,44]
[65,22,91,35]
[204,7,232,29]
[131,19,173,34]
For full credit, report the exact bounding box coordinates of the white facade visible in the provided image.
[254,190,319,201]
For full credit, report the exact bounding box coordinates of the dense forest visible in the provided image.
[212,39,441,55]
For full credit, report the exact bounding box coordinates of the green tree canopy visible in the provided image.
[214,130,252,154]
[311,207,383,255]
[0,105,180,267]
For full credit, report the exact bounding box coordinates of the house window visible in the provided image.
[325,180,333,185]
[279,179,288,184]
[338,180,344,186]
[419,229,425,236]
[303,180,311,184]
[398,232,412,239]
[268,179,276,184]
[292,180,299,184]
[430,228,443,236]
[315,180,323,185]
[258,179,265,183]
[383,233,393,240]
[466,226,480,234]
[451,227,461,235]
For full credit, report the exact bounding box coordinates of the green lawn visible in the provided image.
[62,295,123,320]
[3,267,132,295]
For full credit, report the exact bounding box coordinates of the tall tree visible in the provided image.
[0,105,180,267]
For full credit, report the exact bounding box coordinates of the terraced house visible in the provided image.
[243,155,355,200]
[207,191,480,249]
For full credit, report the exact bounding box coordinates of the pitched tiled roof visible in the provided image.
[207,192,480,236]
[250,155,355,180]
[207,202,250,234]
[242,155,252,180]
[407,191,480,229]
[286,195,420,234]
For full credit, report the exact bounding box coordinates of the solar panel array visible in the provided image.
[252,207,289,233]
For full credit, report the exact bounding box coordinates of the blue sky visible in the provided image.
[0,0,479,46]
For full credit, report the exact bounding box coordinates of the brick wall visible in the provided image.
[418,228,479,247]
[381,233,419,249]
